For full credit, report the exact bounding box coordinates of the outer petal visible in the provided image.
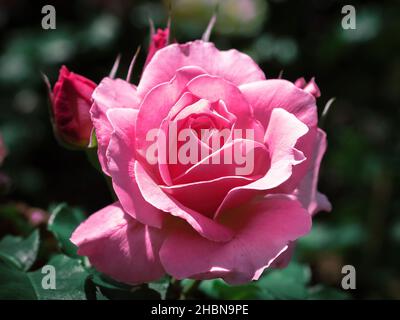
[159,196,311,284]
[134,161,234,242]
[70,202,165,284]
[239,79,319,193]
[268,242,296,269]
[295,129,331,215]
[106,108,164,228]
[91,78,140,175]
[239,79,317,129]
[138,40,265,97]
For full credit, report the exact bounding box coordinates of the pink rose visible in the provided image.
[71,40,330,284]
[49,66,97,148]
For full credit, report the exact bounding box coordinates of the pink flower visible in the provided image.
[71,40,331,285]
[49,66,97,148]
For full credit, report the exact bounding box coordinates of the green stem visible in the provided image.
[180,280,201,300]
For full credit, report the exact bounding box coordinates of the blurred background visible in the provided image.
[0,0,399,299]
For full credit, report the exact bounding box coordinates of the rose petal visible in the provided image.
[159,195,311,284]
[135,66,207,168]
[106,108,164,228]
[161,176,254,217]
[215,108,308,217]
[134,161,234,242]
[295,128,331,215]
[71,202,165,284]
[91,78,140,175]
[138,40,265,96]
[239,79,317,129]
[173,139,269,185]
[186,75,252,119]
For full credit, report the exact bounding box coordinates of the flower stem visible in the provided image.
[180,280,201,300]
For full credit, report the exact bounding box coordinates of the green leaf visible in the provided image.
[148,277,170,300]
[0,230,39,271]
[29,255,89,300]
[308,285,351,300]
[0,263,37,299]
[298,223,365,252]
[0,255,89,300]
[200,279,261,300]
[88,271,161,300]
[257,262,311,300]
[48,204,86,257]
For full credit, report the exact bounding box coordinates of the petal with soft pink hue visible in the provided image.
[161,176,254,217]
[106,108,164,228]
[134,161,234,242]
[239,79,318,129]
[268,242,296,269]
[135,66,207,166]
[186,75,252,119]
[70,202,165,284]
[295,128,331,215]
[173,139,269,185]
[272,127,317,194]
[295,77,321,98]
[159,196,311,284]
[138,40,265,96]
[239,79,320,193]
[215,108,308,217]
[91,78,140,175]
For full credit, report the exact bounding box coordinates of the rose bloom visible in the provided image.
[71,39,331,284]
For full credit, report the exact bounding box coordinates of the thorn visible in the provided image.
[126,46,141,83]
[41,72,53,100]
[202,5,218,42]
[148,17,155,38]
[167,0,173,20]
[166,14,171,44]
[320,97,335,128]
[322,97,335,119]
[109,54,121,79]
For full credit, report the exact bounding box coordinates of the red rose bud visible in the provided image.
[144,26,169,68]
[0,133,7,166]
[49,66,97,148]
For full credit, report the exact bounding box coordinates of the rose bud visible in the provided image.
[0,133,7,166]
[144,25,170,68]
[48,66,97,148]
